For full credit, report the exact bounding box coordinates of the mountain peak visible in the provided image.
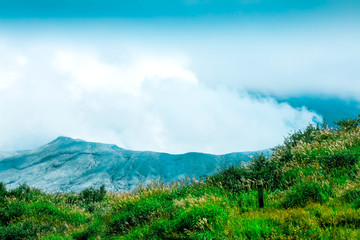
[55,136,73,141]
[50,136,82,144]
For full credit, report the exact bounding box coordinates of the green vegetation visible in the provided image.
[1,115,360,239]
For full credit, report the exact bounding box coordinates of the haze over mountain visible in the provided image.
[0,137,267,193]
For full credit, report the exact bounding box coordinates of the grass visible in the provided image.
[0,115,360,239]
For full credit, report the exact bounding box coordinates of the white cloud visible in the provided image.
[53,50,198,98]
[0,39,322,153]
[0,69,18,90]
[185,27,360,100]
[0,44,22,90]
[16,55,28,66]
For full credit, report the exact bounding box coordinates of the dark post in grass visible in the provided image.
[258,184,264,208]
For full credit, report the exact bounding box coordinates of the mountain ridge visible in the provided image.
[0,136,270,193]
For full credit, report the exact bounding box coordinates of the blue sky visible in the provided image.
[1,0,360,19]
[0,0,343,18]
[0,1,359,153]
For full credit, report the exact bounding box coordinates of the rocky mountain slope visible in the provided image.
[0,137,268,192]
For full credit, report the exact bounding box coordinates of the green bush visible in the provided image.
[66,195,78,205]
[208,154,281,191]
[7,184,41,202]
[72,228,96,240]
[43,235,72,240]
[29,201,87,226]
[323,150,359,171]
[0,182,6,202]
[282,181,333,208]
[1,223,29,240]
[79,185,106,204]
[234,218,274,239]
[175,204,228,233]
[0,201,28,225]
[109,198,164,235]
[31,201,64,219]
[352,198,360,209]
[0,222,43,240]
[272,124,322,163]
[248,154,280,189]
[72,220,103,240]
[334,114,360,131]
[207,165,248,192]
[8,184,31,199]
[343,189,360,203]
[64,212,88,226]
[142,219,179,239]
[236,190,258,212]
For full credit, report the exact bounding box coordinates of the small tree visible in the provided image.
[248,154,280,189]
[272,124,322,163]
[334,114,360,131]
[0,182,7,203]
[79,185,107,204]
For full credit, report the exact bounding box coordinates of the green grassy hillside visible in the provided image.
[1,116,360,239]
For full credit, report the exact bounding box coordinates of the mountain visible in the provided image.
[0,137,269,193]
[0,150,30,160]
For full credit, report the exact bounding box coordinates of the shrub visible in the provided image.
[0,222,42,240]
[323,150,359,171]
[342,189,360,203]
[8,184,31,199]
[233,218,274,239]
[72,220,103,240]
[72,228,96,240]
[334,114,360,131]
[7,184,41,202]
[43,235,72,240]
[236,190,258,212]
[280,168,300,188]
[66,195,78,205]
[0,201,28,225]
[79,185,106,204]
[282,181,333,208]
[31,201,64,219]
[109,197,166,235]
[1,224,29,240]
[29,201,87,226]
[207,165,248,192]
[272,124,322,163]
[322,150,359,180]
[352,198,360,209]
[208,154,281,191]
[248,154,280,189]
[0,182,6,203]
[175,204,228,233]
[143,219,179,239]
[67,213,88,226]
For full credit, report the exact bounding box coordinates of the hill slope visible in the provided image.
[0,137,264,192]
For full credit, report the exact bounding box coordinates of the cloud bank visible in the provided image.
[0,39,321,153]
[183,25,360,101]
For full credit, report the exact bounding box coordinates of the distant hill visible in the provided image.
[0,137,268,192]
